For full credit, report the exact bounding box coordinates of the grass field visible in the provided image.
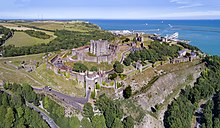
[13,21,99,32]
[0,54,46,87]
[65,61,113,71]
[4,31,55,47]
[33,64,85,97]
[0,54,85,97]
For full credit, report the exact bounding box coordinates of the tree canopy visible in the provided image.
[72,62,88,72]
[113,61,124,73]
[124,41,181,65]
[0,83,49,128]
[123,85,132,99]
[164,56,220,128]
[2,28,115,57]
[24,30,51,39]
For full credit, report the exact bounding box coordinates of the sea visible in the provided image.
[86,20,220,56]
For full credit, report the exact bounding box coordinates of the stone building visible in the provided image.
[71,40,118,64]
[90,40,109,56]
[135,60,143,72]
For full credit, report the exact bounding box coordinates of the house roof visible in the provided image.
[178,50,186,54]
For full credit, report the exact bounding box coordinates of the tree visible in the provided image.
[123,116,134,128]
[112,118,123,128]
[69,116,80,128]
[73,62,88,72]
[2,92,9,107]
[108,73,117,80]
[214,118,220,128]
[4,107,15,128]
[92,115,107,128]
[90,66,98,72]
[81,118,92,128]
[83,103,94,119]
[22,84,38,105]
[95,94,123,128]
[123,57,132,66]
[123,85,132,99]
[113,61,124,73]
[0,106,7,128]
[104,108,116,128]
[16,107,24,119]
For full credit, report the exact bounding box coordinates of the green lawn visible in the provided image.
[33,63,85,97]
[4,31,55,47]
[14,21,99,32]
[65,61,113,71]
[0,53,85,97]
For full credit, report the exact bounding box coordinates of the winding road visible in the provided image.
[34,86,91,111]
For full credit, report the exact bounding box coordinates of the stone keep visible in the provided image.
[90,40,109,56]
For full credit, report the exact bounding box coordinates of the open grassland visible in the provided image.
[13,21,100,32]
[0,22,33,30]
[65,61,113,71]
[0,54,46,87]
[33,63,85,97]
[0,53,85,97]
[4,31,55,47]
[0,22,55,35]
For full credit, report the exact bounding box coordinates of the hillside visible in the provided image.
[5,31,54,47]
[0,21,115,57]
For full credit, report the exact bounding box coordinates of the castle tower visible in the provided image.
[90,40,109,56]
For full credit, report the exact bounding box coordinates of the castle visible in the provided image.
[48,39,118,95]
[71,40,118,64]
[48,55,107,93]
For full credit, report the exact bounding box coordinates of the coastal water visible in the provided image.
[87,20,220,56]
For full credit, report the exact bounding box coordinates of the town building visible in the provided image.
[178,50,187,57]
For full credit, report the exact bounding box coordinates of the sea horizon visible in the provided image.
[1,19,219,56]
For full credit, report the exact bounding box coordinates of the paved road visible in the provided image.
[26,102,59,128]
[34,86,91,111]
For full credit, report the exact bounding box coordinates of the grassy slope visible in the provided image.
[0,54,85,97]
[1,21,98,47]
[0,54,46,87]
[65,61,113,71]
[4,31,54,47]
[14,21,99,32]
[33,63,85,97]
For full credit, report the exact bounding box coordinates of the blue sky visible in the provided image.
[1,0,220,19]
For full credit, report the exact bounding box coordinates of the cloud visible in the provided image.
[170,0,188,4]
[170,0,203,9]
[178,3,203,9]
[158,10,220,19]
